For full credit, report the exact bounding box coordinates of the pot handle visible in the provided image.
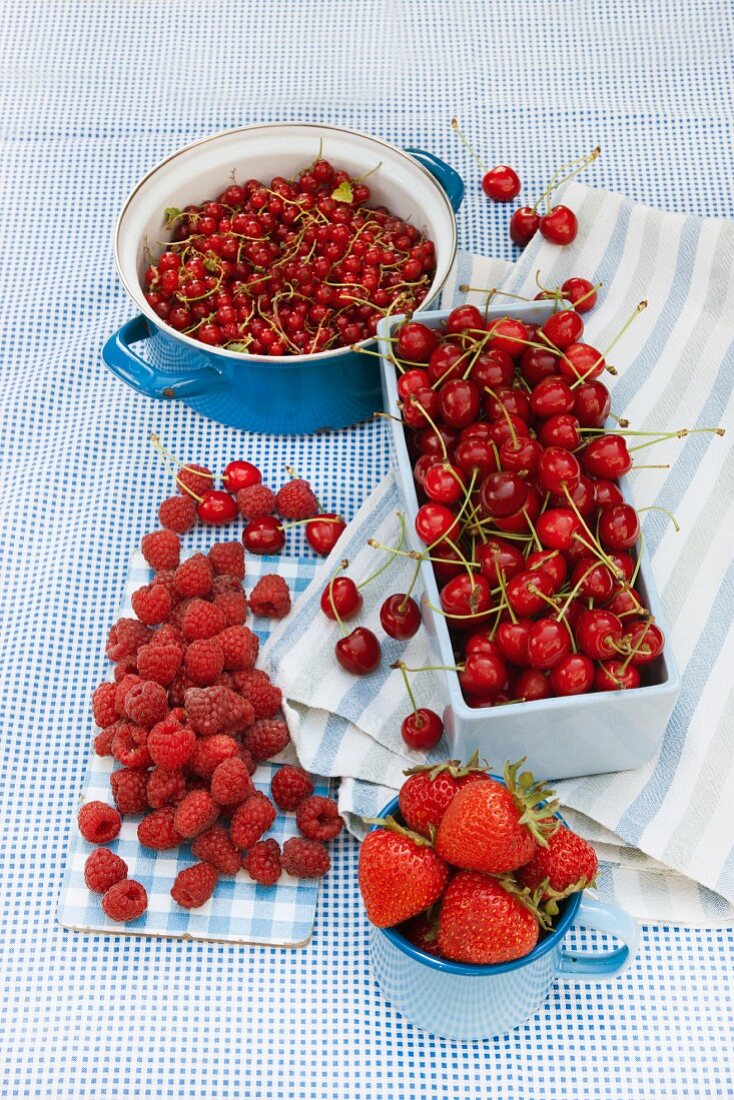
[102,315,226,400]
[557,895,640,982]
[405,148,465,213]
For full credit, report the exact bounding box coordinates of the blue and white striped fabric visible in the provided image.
[59,551,327,946]
[265,182,734,924]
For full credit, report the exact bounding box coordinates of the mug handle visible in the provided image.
[405,148,465,213]
[102,315,226,400]
[557,895,640,981]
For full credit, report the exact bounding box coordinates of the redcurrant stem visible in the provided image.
[357,513,407,589]
[531,147,601,215]
[450,118,488,174]
[637,505,680,532]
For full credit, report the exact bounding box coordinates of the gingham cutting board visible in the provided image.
[58,551,326,947]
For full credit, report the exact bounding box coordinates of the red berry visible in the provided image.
[223,460,261,493]
[235,669,282,719]
[230,792,277,849]
[281,837,330,878]
[379,594,422,640]
[102,879,148,922]
[296,795,344,841]
[237,483,277,520]
[171,862,218,909]
[335,627,381,675]
[208,541,245,579]
[137,806,184,850]
[159,494,198,533]
[148,715,196,769]
[192,826,242,875]
[174,790,220,838]
[210,756,255,805]
[271,765,314,811]
[483,164,521,202]
[562,276,597,313]
[401,708,443,751]
[84,847,128,893]
[177,464,213,498]
[243,838,283,885]
[320,576,362,620]
[174,554,214,598]
[243,516,285,554]
[110,768,149,814]
[510,206,540,246]
[131,583,171,626]
[78,801,122,844]
[243,717,290,761]
[141,529,181,571]
[181,598,227,641]
[540,205,578,245]
[305,514,346,556]
[185,638,226,685]
[275,478,318,520]
[249,573,291,618]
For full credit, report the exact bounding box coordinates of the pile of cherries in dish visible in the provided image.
[384,294,724,709]
[142,158,436,355]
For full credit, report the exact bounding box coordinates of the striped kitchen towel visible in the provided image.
[264,182,734,923]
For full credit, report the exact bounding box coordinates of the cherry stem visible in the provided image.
[531,147,601,215]
[628,427,724,452]
[326,559,350,637]
[485,387,519,448]
[408,395,447,460]
[398,556,424,612]
[357,512,407,589]
[637,504,680,532]
[557,561,598,620]
[149,433,206,501]
[395,661,421,721]
[495,565,516,624]
[459,285,535,305]
[398,662,463,674]
[425,601,491,623]
[600,301,648,360]
[522,507,543,553]
[450,118,488,175]
[561,484,628,579]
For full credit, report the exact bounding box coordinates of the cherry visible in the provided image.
[487,317,530,359]
[446,304,484,336]
[440,574,492,625]
[416,423,460,457]
[573,380,611,427]
[560,343,605,383]
[396,321,440,363]
[520,347,560,386]
[478,471,528,518]
[538,446,581,493]
[398,368,430,400]
[606,584,644,616]
[430,541,468,583]
[401,708,443,751]
[475,538,525,584]
[464,632,504,660]
[571,557,614,601]
[529,376,575,418]
[493,483,542,533]
[306,514,346,556]
[380,594,422,640]
[496,619,532,664]
[506,569,554,616]
[483,164,521,201]
[320,576,362,621]
[526,549,568,590]
[510,207,540,246]
[486,413,531,447]
[515,667,551,701]
[538,414,581,451]
[335,627,382,675]
[222,460,261,493]
[540,205,578,245]
[595,660,641,692]
[526,618,571,669]
[594,479,625,508]
[243,515,285,554]
[197,490,238,525]
[453,438,500,479]
[598,503,640,549]
[484,386,531,424]
[536,508,582,550]
[540,309,584,349]
[402,387,440,429]
[576,608,623,660]
[424,462,465,504]
[549,653,595,695]
[469,348,515,389]
[438,378,481,428]
[562,277,597,313]
[413,454,438,491]
[415,503,459,545]
[583,435,632,478]
[459,652,508,695]
[625,620,664,664]
[428,343,464,386]
[550,474,596,517]
[500,436,542,476]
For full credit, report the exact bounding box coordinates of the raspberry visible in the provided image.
[112,724,152,768]
[173,790,220,838]
[78,801,122,843]
[168,668,196,707]
[218,624,259,670]
[208,541,245,579]
[94,726,117,756]
[188,734,239,779]
[236,670,282,720]
[174,553,213,598]
[213,587,247,627]
[153,569,178,598]
[296,795,344,841]
[136,642,183,686]
[114,673,142,717]
[275,478,318,520]
[192,826,242,875]
[185,686,254,736]
[141,529,181,571]
[159,494,197,533]
[106,618,151,662]
[113,657,138,680]
[215,671,235,690]
[281,837,330,878]
[84,847,128,893]
[243,718,290,761]
[110,767,149,814]
[177,463,213,498]
[230,792,276,849]
[211,574,244,596]
[150,623,186,649]
[148,715,196,769]
[271,765,314,811]
[182,598,227,641]
[147,766,186,809]
[137,806,184,850]
[131,582,172,626]
[237,483,277,520]
[210,756,255,804]
[243,838,281,885]
[92,682,117,728]
[102,879,148,922]
[238,746,257,775]
[124,680,168,728]
[185,638,225,685]
[249,574,291,618]
[170,862,218,909]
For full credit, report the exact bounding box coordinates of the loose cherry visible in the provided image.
[415,503,459,545]
[401,708,443,751]
[478,471,528,518]
[538,413,581,450]
[540,205,578,245]
[526,549,568,590]
[459,652,508,696]
[424,462,465,504]
[562,277,598,313]
[506,569,554,616]
[483,165,521,201]
[446,304,484,336]
[536,508,582,550]
[197,490,238,524]
[438,378,481,428]
[520,347,560,386]
[243,515,285,554]
[500,436,542,476]
[222,460,261,493]
[464,632,504,660]
[398,368,430,400]
[469,348,515,389]
[475,538,525,585]
[320,576,363,621]
[306,514,346,556]
[380,594,422,640]
[510,207,540,246]
[560,343,605,383]
[594,479,625,507]
[335,627,382,675]
[496,619,532,664]
[440,574,492,625]
[529,376,575,417]
[625,620,664,664]
[571,557,614,601]
[487,317,530,359]
[538,447,581,493]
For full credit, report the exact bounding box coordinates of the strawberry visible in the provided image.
[517,825,598,900]
[437,871,540,965]
[358,818,449,928]
[435,759,559,875]
[398,754,491,838]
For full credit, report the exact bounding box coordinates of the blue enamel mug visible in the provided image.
[368,798,639,1041]
[104,122,463,434]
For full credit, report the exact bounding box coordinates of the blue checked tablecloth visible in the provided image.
[2,1,734,1097]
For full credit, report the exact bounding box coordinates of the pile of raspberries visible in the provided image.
[79,529,344,922]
